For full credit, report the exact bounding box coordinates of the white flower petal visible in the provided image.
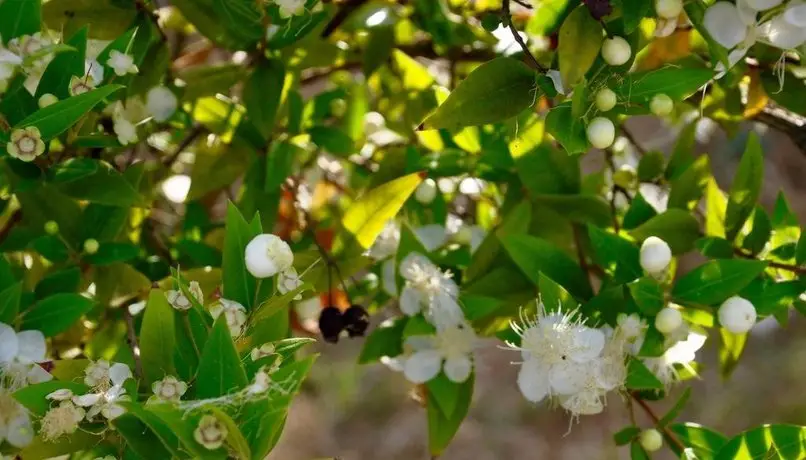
[404,335,435,351]
[403,350,442,384]
[429,292,465,331]
[744,0,782,11]
[443,355,472,383]
[736,0,759,25]
[785,3,806,27]
[517,360,550,403]
[109,363,132,386]
[381,259,397,296]
[569,327,606,362]
[704,2,749,49]
[73,393,102,407]
[47,389,74,400]
[762,14,806,49]
[548,361,589,395]
[0,322,19,363]
[6,413,33,447]
[15,330,46,363]
[399,286,423,316]
[414,225,448,252]
[399,253,433,280]
[146,86,178,122]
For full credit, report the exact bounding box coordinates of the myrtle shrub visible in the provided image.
[1,0,806,458]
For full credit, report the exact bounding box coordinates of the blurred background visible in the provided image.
[268,120,806,459]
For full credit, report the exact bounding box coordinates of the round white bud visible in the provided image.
[601,36,632,66]
[595,88,617,112]
[415,178,437,204]
[718,296,757,334]
[655,0,683,19]
[640,428,664,452]
[655,307,683,334]
[640,236,672,275]
[650,93,674,116]
[586,117,615,149]
[244,234,294,278]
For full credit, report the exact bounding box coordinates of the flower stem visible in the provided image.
[182,312,201,359]
[630,392,686,453]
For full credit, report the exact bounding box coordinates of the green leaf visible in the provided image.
[716,424,806,459]
[625,357,664,390]
[623,193,658,230]
[672,259,768,306]
[420,57,537,130]
[20,293,94,337]
[18,431,101,460]
[725,132,764,241]
[113,413,174,460]
[243,59,285,138]
[526,0,572,35]
[53,159,145,207]
[197,317,249,398]
[658,387,692,427]
[117,402,185,458]
[588,226,642,284]
[15,85,124,140]
[35,27,87,100]
[43,0,137,40]
[666,120,698,180]
[637,151,665,182]
[427,373,474,456]
[545,103,588,155]
[536,194,611,227]
[614,426,641,446]
[358,316,407,364]
[363,26,395,76]
[84,242,140,265]
[0,0,41,42]
[250,282,312,325]
[0,282,21,323]
[501,234,593,300]
[669,423,727,457]
[762,70,806,116]
[622,0,651,33]
[614,67,713,102]
[308,125,355,156]
[341,172,424,250]
[667,155,711,210]
[558,6,603,89]
[718,328,746,379]
[35,267,80,298]
[138,289,176,386]
[629,277,665,316]
[208,407,252,460]
[222,203,261,310]
[628,209,700,254]
[742,207,771,256]
[211,0,263,47]
[696,236,735,258]
[630,442,651,460]
[427,373,463,418]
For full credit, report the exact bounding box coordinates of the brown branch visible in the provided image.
[502,1,545,72]
[162,124,205,166]
[0,210,22,245]
[630,392,686,453]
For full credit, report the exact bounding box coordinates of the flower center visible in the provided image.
[18,137,35,153]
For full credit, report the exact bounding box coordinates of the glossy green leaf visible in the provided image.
[309,125,355,156]
[35,28,87,99]
[716,424,806,459]
[15,85,123,140]
[615,67,713,102]
[614,426,641,446]
[588,226,642,284]
[51,158,145,207]
[668,155,710,210]
[427,373,474,456]
[139,289,177,386]
[358,316,407,364]
[43,0,136,40]
[718,328,746,379]
[20,293,94,337]
[243,59,285,138]
[0,0,41,42]
[197,317,249,398]
[742,207,772,256]
[725,132,764,241]
[558,6,603,89]
[672,259,767,306]
[113,413,174,460]
[536,194,611,227]
[629,277,665,316]
[629,209,700,254]
[420,57,537,130]
[0,282,21,324]
[625,357,664,390]
[545,103,588,155]
[117,402,186,458]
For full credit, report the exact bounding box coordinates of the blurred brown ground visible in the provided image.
[269,117,806,460]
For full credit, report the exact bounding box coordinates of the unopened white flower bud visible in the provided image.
[601,37,632,66]
[655,307,683,334]
[83,239,99,254]
[244,234,294,278]
[650,93,674,116]
[640,428,663,451]
[718,296,756,333]
[640,236,672,275]
[414,178,437,204]
[595,87,617,112]
[586,117,615,149]
[656,0,683,19]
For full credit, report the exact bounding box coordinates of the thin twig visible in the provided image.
[163,124,205,166]
[572,224,597,294]
[604,150,621,232]
[0,210,22,245]
[630,392,686,453]
[122,304,144,380]
[501,1,546,72]
[181,312,201,358]
[621,125,647,156]
[733,248,806,274]
[512,0,534,8]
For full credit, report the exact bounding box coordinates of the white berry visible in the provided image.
[586,117,615,149]
[602,36,632,66]
[415,178,437,204]
[640,428,664,452]
[655,0,683,19]
[650,93,674,116]
[718,296,757,334]
[655,307,683,334]
[640,236,672,275]
[595,88,617,112]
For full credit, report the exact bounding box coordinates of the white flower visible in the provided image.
[643,330,706,384]
[640,236,672,275]
[718,296,757,334]
[616,313,646,342]
[402,322,477,384]
[210,298,247,337]
[73,383,129,421]
[785,2,806,27]
[0,47,22,84]
[277,267,303,299]
[0,391,34,447]
[113,117,138,145]
[194,414,228,450]
[704,2,749,49]
[0,322,51,390]
[152,376,188,402]
[40,400,84,441]
[369,220,400,259]
[244,234,294,278]
[106,50,138,76]
[399,253,465,331]
[6,126,46,162]
[69,75,96,96]
[250,343,276,361]
[276,0,306,18]
[188,281,204,304]
[146,86,178,122]
[759,14,806,49]
[165,282,202,311]
[83,360,132,392]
